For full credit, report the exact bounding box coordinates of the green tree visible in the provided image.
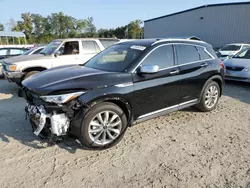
[0,23,4,31]
[128,20,143,39]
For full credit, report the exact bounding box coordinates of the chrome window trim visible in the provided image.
[138,99,198,119]
[132,43,215,73]
[115,82,134,87]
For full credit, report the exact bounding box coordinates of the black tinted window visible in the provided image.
[176,45,200,64]
[197,47,211,60]
[142,45,174,69]
[82,41,100,54]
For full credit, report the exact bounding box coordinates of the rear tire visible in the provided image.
[196,81,220,112]
[79,102,128,150]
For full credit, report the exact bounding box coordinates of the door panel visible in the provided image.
[178,61,212,103]
[131,44,181,119]
[132,69,181,119]
[175,44,213,103]
[52,41,83,67]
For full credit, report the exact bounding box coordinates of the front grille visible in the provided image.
[220,55,228,57]
[225,66,244,71]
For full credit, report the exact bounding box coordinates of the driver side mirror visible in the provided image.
[54,50,62,57]
[139,65,159,74]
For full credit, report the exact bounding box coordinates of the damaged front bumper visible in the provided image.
[26,104,70,137]
[23,89,87,142]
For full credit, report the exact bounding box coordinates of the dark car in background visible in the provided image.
[22,38,224,150]
[0,47,29,60]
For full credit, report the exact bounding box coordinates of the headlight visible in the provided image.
[40,91,86,104]
[6,64,17,71]
[245,68,249,72]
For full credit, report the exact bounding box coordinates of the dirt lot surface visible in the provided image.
[0,79,250,188]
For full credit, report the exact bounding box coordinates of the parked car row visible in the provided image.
[5,37,224,150]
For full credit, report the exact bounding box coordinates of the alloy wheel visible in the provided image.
[205,85,219,109]
[88,111,122,145]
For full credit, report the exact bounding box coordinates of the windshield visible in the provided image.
[233,48,250,59]
[22,48,37,55]
[84,44,145,72]
[40,41,62,55]
[221,45,241,51]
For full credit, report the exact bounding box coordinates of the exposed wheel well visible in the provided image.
[23,67,47,73]
[104,99,132,126]
[211,77,223,97]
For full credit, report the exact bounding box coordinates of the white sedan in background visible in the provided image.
[219,43,250,61]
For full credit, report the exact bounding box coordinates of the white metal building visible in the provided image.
[144,2,250,48]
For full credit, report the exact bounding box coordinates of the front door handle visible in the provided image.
[201,63,208,67]
[170,69,179,75]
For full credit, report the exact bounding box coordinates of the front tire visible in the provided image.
[79,102,128,149]
[23,71,40,80]
[196,81,220,112]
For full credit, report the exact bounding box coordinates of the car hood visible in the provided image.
[22,65,132,95]
[3,54,54,64]
[224,58,250,68]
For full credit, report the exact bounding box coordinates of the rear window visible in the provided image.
[197,47,212,60]
[99,39,120,48]
[176,44,200,64]
[221,45,241,51]
[82,41,100,54]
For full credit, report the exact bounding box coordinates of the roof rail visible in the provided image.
[151,38,205,46]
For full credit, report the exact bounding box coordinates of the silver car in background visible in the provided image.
[224,48,250,82]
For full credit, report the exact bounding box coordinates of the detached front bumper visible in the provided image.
[3,70,23,83]
[26,104,70,138]
[23,88,86,140]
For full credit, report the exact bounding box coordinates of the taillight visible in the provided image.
[220,61,225,69]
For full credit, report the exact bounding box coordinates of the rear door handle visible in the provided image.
[170,69,180,75]
[201,63,208,67]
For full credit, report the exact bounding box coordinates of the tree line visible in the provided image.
[0,12,143,44]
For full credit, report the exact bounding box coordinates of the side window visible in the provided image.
[176,44,200,65]
[0,49,7,56]
[197,47,212,60]
[142,45,174,69]
[33,48,43,54]
[82,41,101,54]
[243,45,250,49]
[10,49,23,55]
[62,41,79,55]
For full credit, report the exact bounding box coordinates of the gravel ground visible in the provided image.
[0,79,250,188]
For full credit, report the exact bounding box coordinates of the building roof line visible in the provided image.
[144,2,250,22]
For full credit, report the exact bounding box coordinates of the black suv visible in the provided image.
[21,39,224,150]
